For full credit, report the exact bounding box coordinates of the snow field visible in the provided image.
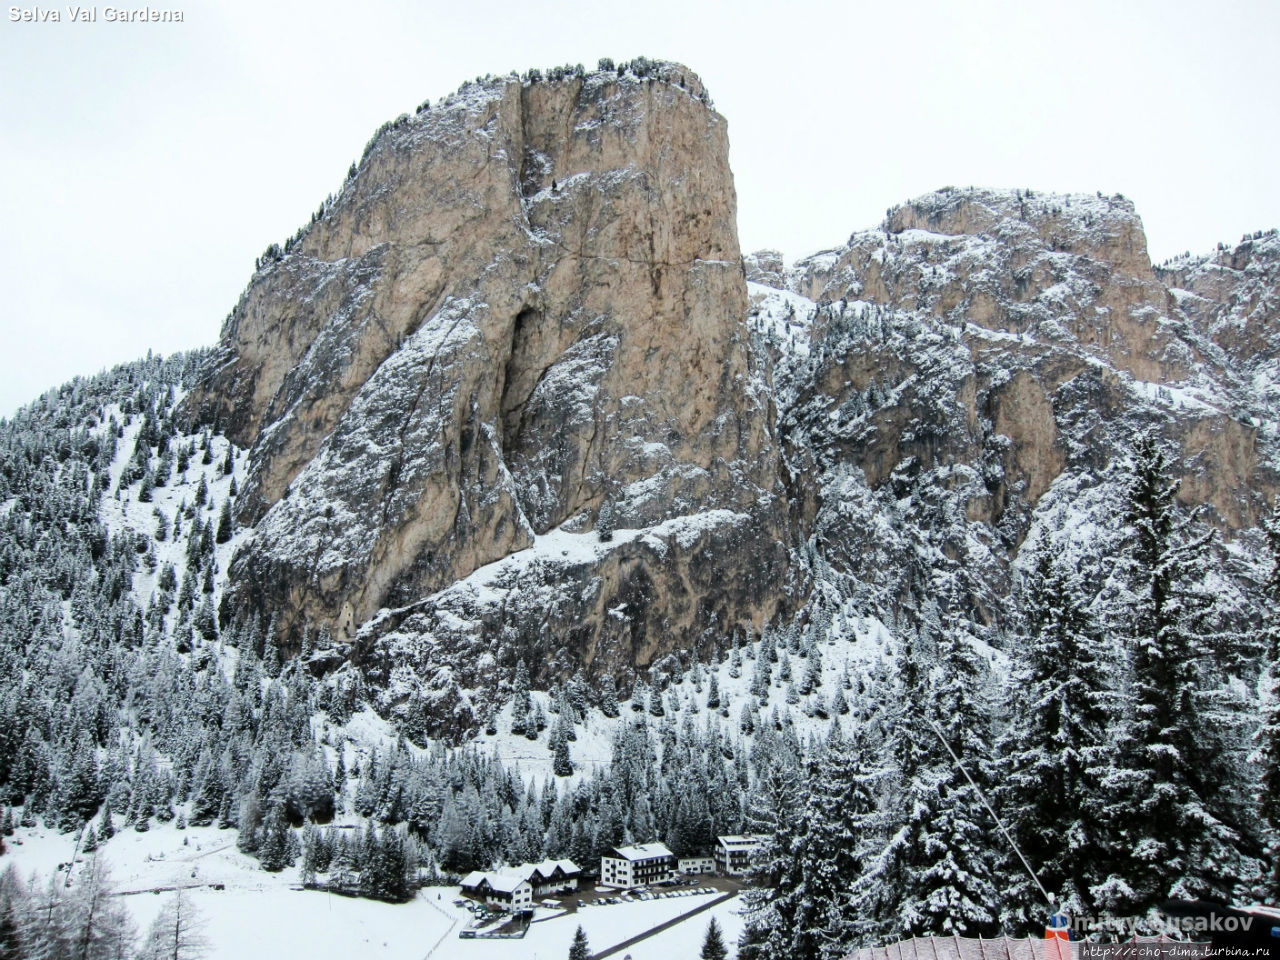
[4,818,742,960]
[443,890,735,960]
[4,818,455,960]
[95,400,251,634]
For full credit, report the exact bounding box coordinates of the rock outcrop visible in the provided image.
[187,62,1279,739]
[749,187,1278,624]
[188,62,789,734]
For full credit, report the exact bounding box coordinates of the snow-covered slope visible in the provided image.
[745,187,1278,631]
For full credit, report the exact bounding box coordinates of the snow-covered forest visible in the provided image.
[0,349,1278,960]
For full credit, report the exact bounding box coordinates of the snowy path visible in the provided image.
[590,892,737,960]
[420,890,461,959]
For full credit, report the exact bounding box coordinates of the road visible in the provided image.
[589,892,737,960]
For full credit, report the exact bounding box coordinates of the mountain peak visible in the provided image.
[186,57,783,736]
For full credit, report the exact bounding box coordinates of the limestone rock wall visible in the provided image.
[186,65,1279,738]
[187,64,789,733]
[754,188,1278,625]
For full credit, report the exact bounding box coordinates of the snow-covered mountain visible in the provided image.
[3,58,1280,959]
[185,61,788,739]
[184,68,1276,741]
[752,186,1277,628]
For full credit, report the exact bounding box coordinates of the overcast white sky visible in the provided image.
[1,0,1277,415]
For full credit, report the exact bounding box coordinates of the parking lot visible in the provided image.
[579,883,716,907]
[541,873,744,914]
[452,898,531,935]
[455,872,744,928]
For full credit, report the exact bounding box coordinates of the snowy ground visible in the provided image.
[3,819,746,959]
[96,403,251,625]
[634,896,746,959]
[473,604,904,787]
[438,889,741,960]
[144,887,454,960]
[16,396,826,960]
[2,819,452,959]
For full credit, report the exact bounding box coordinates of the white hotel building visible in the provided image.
[599,842,676,889]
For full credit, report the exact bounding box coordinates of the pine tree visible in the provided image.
[358,826,412,903]
[995,549,1112,929]
[738,722,805,959]
[257,801,291,872]
[0,865,27,960]
[862,614,999,941]
[62,857,136,960]
[27,871,74,960]
[830,685,848,716]
[551,722,574,777]
[1256,503,1280,897]
[510,660,532,737]
[630,677,649,713]
[528,702,547,740]
[599,675,620,718]
[700,916,728,960]
[1095,435,1245,915]
[750,649,771,702]
[568,924,590,960]
[800,645,822,696]
[215,500,232,544]
[98,800,115,840]
[648,683,665,718]
[767,721,882,959]
[596,500,615,542]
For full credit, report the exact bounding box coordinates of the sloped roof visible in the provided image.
[483,873,531,893]
[610,842,674,861]
[530,858,581,879]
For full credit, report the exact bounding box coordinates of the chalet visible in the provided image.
[526,858,581,896]
[459,871,533,912]
[715,834,767,876]
[677,855,715,875]
[458,859,580,909]
[600,842,675,889]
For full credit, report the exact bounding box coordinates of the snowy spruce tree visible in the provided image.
[994,547,1113,929]
[551,717,574,777]
[510,659,533,737]
[1254,501,1280,897]
[738,719,806,960]
[0,866,25,960]
[1094,434,1251,916]
[701,916,729,960]
[598,675,621,718]
[771,720,882,960]
[859,601,999,942]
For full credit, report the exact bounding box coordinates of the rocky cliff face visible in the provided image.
[188,62,790,734]
[748,188,1278,624]
[188,63,1279,739]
